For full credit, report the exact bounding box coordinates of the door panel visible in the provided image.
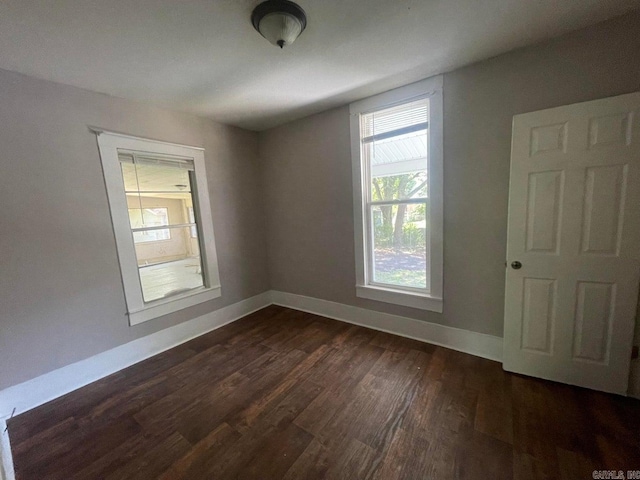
[504,92,640,394]
[530,123,567,156]
[572,281,614,363]
[521,278,556,353]
[580,165,627,256]
[525,171,563,254]
[588,113,632,149]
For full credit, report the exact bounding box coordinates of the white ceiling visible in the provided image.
[0,0,638,131]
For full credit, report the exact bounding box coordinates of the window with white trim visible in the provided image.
[350,76,443,312]
[96,131,222,325]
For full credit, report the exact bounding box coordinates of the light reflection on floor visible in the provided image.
[138,257,203,302]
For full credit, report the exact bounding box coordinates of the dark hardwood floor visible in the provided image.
[7,305,640,479]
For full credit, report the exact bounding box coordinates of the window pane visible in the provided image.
[136,226,204,302]
[364,116,429,201]
[188,207,198,238]
[371,203,428,290]
[119,154,194,193]
[127,191,193,227]
[118,151,204,302]
[128,207,168,229]
[367,128,428,168]
[361,98,429,139]
[134,225,201,267]
[132,228,171,243]
[128,207,171,243]
[371,171,428,201]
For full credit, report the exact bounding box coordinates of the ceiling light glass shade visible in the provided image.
[251,0,307,49]
[257,12,303,48]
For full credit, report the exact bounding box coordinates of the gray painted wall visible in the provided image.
[0,69,269,390]
[259,12,640,337]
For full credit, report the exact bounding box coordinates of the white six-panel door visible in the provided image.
[504,92,640,394]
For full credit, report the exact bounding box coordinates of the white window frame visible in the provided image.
[350,76,444,312]
[95,130,222,325]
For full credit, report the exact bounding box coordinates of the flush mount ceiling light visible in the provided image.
[251,0,307,49]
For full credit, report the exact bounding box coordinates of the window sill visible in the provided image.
[356,284,443,312]
[128,285,221,326]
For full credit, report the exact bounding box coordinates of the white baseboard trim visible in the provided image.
[270,291,504,363]
[0,291,272,419]
[0,419,15,480]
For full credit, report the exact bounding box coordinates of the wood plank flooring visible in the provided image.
[7,305,640,479]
